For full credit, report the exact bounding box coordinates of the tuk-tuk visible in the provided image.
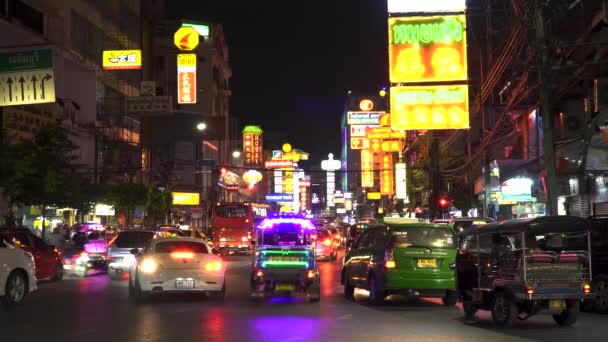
[456,216,594,327]
[250,215,320,302]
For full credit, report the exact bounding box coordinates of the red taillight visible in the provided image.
[171,251,194,259]
[527,288,534,295]
[323,239,332,247]
[205,261,222,271]
[256,269,263,278]
[385,260,396,268]
[307,270,315,279]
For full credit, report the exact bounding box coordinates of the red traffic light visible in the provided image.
[439,198,448,207]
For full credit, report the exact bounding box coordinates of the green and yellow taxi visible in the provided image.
[342,222,457,305]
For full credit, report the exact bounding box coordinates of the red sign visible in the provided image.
[265,160,293,169]
[244,133,253,165]
[350,137,371,150]
[177,71,196,104]
[253,134,262,165]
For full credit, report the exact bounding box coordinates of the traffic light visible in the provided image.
[439,198,449,207]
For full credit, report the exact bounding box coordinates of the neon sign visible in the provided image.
[387,0,466,14]
[361,150,373,188]
[390,84,469,130]
[381,154,394,195]
[347,111,383,125]
[389,15,467,83]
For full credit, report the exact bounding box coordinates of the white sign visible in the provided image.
[126,96,172,113]
[0,69,55,106]
[387,0,466,13]
[321,153,341,171]
[95,204,115,216]
[327,171,335,207]
[395,163,408,201]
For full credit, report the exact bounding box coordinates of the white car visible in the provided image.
[0,238,37,308]
[128,237,225,301]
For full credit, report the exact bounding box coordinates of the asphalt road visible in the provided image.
[1,251,607,342]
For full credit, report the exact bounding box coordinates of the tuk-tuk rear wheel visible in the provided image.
[553,300,579,326]
[491,292,517,328]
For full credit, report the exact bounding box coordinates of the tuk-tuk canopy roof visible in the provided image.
[461,216,590,236]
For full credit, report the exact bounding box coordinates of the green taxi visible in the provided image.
[341,222,457,305]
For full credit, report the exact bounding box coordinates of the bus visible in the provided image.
[211,202,269,254]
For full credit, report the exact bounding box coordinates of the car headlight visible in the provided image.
[140,259,158,273]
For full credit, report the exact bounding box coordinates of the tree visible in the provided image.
[145,184,173,227]
[107,183,147,228]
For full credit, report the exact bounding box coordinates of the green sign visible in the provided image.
[0,49,53,72]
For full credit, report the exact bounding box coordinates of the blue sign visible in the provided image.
[266,193,294,202]
[272,150,283,159]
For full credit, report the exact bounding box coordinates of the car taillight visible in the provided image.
[385,248,396,268]
[107,236,117,247]
[323,239,332,247]
[205,261,222,271]
[171,251,194,259]
[241,236,249,242]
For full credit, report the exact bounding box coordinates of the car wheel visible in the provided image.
[51,262,64,282]
[130,278,148,303]
[343,270,355,301]
[553,300,579,326]
[592,275,608,314]
[2,271,27,309]
[211,282,226,302]
[368,273,386,305]
[491,292,517,328]
[442,290,458,306]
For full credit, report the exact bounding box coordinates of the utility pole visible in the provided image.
[536,0,559,215]
[429,133,440,220]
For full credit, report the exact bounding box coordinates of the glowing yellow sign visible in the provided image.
[390,84,469,130]
[367,192,381,200]
[381,154,394,195]
[102,50,142,70]
[359,99,374,111]
[350,137,370,150]
[361,150,374,188]
[389,15,467,83]
[172,192,200,205]
[174,26,200,51]
[366,127,406,139]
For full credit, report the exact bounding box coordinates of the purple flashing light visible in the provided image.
[258,218,316,230]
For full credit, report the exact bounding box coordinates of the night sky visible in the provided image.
[168,1,389,164]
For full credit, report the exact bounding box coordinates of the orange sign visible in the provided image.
[390,84,469,130]
[361,150,374,188]
[388,15,467,83]
[174,26,200,51]
[177,71,196,104]
[351,137,371,150]
[359,99,374,111]
[379,113,391,127]
[381,155,394,195]
[366,127,406,139]
[370,140,403,153]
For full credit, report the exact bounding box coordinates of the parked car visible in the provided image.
[0,235,37,308]
[129,237,225,301]
[456,216,593,327]
[342,223,457,305]
[0,228,63,281]
[107,230,156,280]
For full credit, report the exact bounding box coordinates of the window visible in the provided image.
[355,230,373,249]
[458,235,473,254]
[477,233,493,254]
[214,205,249,218]
[390,227,455,249]
[114,231,155,248]
[258,223,313,246]
[155,241,208,254]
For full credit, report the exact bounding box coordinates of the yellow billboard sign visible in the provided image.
[388,15,467,83]
[367,192,381,200]
[174,26,200,51]
[390,84,469,130]
[172,192,200,205]
[361,150,374,188]
[102,50,142,70]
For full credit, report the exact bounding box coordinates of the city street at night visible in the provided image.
[1,253,606,342]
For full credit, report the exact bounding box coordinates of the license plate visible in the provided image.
[269,256,304,262]
[175,279,195,289]
[275,283,295,291]
[549,300,566,311]
[417,259,437,268]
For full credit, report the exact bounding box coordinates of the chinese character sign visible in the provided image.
[102,50,142,70]
[177,54,197,104]
[381,155,394,195]
[253,134,262,165]
[389,15,467,83]
[361,150,373,188]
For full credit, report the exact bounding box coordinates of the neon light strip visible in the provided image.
[258,218,316,230]
[262,261,309,267]
[261,250,310,255]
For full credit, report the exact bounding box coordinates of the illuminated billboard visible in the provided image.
[172,192,200,205]
[395,163,407,200]
[390,84,469,130]
[361,150,374,188]
[347,111,383,125]
[243,125,263,166]
[365,127,406,139]
[102,50,142,70]
[350,138,371,150]
[389,15,467,83]
[177,54,197,104]
[387,0,466,14]
[381,154,394,195]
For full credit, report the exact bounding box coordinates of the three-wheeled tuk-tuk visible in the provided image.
[456,216,594,327]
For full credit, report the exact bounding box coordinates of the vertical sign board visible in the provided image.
[243,125,263,166]
[327,172,336,207]
[177,53,196,104]
[395,163,408,200]
[381,155,394,195]
[274,170,283,193]
[0,49,55,106]
[243,133,253,165]
[361,150,374,188]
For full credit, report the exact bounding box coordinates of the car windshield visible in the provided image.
[215,205,249,218]
[155,241,208,254]
[258,223,313,246]
[114,231,155,248]
[391,227,456,249]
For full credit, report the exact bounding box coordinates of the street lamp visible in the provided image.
[196,122,207,131]
[232,150,241,159]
